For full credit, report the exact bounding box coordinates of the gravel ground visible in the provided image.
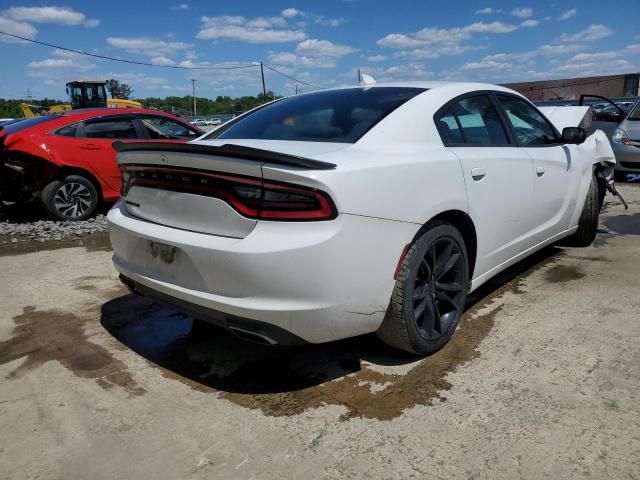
[0,214,107,244]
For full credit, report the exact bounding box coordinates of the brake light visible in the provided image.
[121,165,337,221]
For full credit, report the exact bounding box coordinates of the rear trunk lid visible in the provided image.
[115,140,342,238]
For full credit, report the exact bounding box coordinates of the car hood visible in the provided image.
[538,106,590,131]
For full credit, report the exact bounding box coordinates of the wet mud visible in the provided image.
[0,287,143,396]
[545,265,586,283]
[593,212,640,247]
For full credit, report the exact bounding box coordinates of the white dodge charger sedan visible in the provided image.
[108,82,616,354]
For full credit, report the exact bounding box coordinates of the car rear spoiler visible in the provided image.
[112,141,337,170]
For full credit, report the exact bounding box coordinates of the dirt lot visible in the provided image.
[1,184,639,480]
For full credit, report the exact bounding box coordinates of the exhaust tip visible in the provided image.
[227,325,279,345]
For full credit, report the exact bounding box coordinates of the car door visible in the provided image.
[75,115,143,194]
[435,93,537,279]
[494,94,577,244]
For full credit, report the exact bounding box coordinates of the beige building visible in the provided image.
[504,73,640,101]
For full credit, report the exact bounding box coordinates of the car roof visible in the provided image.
[293,81,521,100]
[57,108,180,119]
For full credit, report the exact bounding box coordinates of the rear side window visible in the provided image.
[436,95,509,146]
[139,116,199,139]
[496,95,558,145]
[436,109,464,144]
[208,87,426,143]
[81,118,138,139]
[55,123,78,137]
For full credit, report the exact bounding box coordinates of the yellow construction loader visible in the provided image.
[20,80,142,117]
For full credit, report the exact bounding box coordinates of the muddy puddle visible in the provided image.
[0,284,143,396]
[98,246,562,420]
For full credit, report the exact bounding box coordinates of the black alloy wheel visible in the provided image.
[377,221,469,355]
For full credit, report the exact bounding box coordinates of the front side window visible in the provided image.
[139,117,199,139]
[207,87,426,143]
[496,95,558,146]
[436,95,509,145]
[81,118,138,139]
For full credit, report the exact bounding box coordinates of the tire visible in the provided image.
[565,174,599,247]
[41,174,99,221]
[377,221,469,355]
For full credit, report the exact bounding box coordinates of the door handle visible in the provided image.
[471,167,486,181]
[80,144,101,150]
[536,166,545,177]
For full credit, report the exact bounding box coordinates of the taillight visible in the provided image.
[121,165,337,221]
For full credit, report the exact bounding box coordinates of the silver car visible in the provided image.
[612,102,640,178]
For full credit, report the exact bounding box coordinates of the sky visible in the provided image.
[0,0,638,100]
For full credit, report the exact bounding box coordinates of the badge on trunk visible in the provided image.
[150,241,177,264]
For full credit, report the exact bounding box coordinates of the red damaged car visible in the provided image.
[0,109,203,220]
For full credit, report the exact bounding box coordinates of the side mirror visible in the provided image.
[562,127,587,145]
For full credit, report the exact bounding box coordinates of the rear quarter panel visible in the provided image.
[263,145,468,225]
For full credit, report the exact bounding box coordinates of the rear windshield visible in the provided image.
[0,116,58,135]
[207,87,426,143]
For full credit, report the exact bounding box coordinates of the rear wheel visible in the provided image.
[377,221,469,355]
[41,174,98,221]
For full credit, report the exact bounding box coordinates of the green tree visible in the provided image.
[106,79,134,100]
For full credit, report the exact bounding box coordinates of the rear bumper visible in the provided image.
[107,202,418,344]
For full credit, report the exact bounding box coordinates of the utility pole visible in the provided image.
[295,84,298,95]
[191,78,197,116]
[260,62,266,96]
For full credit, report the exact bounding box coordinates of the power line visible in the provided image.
[0,30,327,92]
[262,64,323,89]
[0,31,258,70]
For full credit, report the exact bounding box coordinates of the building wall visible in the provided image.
[504,73,640,101]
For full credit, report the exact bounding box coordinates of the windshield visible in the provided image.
[627,102,640,120]
[0,116,58,135]
[207,87,426,143]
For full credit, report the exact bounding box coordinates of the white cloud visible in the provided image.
[367,54,388,62]
[150,56,176,66]
[377,20,526,60]
[0,16,37,42]
[268,38,356,69]
[171,3,189,10]
[475,7,502,14]
[4,6,99,27]
[197,15,305,43]
[357,63,434,82]
[511,8,533,18]
[107,37,193,58]
[27,49,95,80]
[459,59,511,71]
[281,8,301,18]
[465,21,518,33]
[520,19,539,28]
[558,24,613,42]
[557,8,577,21]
